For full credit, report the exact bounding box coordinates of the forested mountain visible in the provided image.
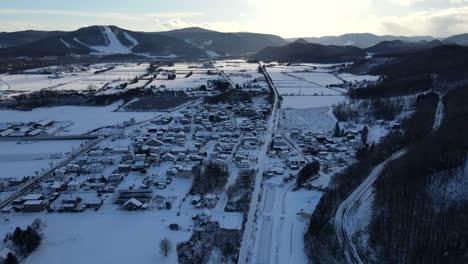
[252,41,366,63]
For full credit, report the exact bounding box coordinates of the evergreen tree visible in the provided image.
[361,125,369,144]
[4,253,18,264]
[334,122,342,137]
[297,160,320,187]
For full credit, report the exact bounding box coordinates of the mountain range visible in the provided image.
[0,26,287,59]
[1,26,468,61]
[287,33,436,48]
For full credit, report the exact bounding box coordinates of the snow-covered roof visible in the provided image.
[23,193,44,200]
[23,200,44,206]
[0,247,14,260]
[123,198,143,207]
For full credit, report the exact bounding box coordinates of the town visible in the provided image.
[0,59,386,263]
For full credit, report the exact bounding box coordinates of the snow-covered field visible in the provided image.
[338,73,379,83]
[149,73,216,91]
[0,209,192,264]
[0,73,90,93]
[0,101,156,134]
[282,96,346,109]
[0,140,85,180]
[0,140,84,155]
[289,72,342,86]
[268,70,344,96]
[280,107,337,133]
[0,63,150,97]
[278,188,323,264]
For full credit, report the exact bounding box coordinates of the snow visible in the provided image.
[0,101,156,135]
[0,140,85,180]
[74,26,138,55]
[282,96,346,109]
[289,72,342,87]
[0,141,84,155]
[0,211,192,264]
[59,39,73,49]
[149,73,217,91]
[280,107,337,133]
[268,71,343,96]
[206,51,220,58]
[338,73,379,83]
[89,26,133,55]
[367,125,389,144]
[202,40,213,47]
[429,162,468,208]
[123,32,139,48]
[0,159,59,180]
[0,73,92,93]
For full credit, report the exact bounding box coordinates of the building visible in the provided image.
[67,180,82,191]
[123,198,143,210]
[23,200,46,212]
[0,247,15,263]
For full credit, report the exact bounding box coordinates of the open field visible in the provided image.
[124,96,196,111]
[0,100,156,134]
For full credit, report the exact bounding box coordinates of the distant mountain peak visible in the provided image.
[294,38,309,44]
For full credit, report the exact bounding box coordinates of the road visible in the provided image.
[0,135,99,141]
[238,62,280,264]
[213,62,236,88]
[433,92,445,130]
[0,137,105,209]
[334,149,407,264]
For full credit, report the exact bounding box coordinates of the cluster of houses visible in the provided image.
[1,193,103,214]
[0,120,55,137]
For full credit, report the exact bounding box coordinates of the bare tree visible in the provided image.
[159,238,173,257]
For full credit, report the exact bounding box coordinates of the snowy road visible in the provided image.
[238,63,279,264]
[335,149,407,264]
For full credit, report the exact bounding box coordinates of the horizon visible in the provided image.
[1,0,468,38]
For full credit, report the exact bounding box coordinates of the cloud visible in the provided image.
[0,9,204,22]
[390,0,424,6]
[0,8,206,32]
[374,6,468,37]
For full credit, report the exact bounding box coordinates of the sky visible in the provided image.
[1,0,468,38]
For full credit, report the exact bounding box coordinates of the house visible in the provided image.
[36,119,54,128]
[49,181,66,192]
[118,164,132,173]
[191,195,202,205]
[27,128,44,137]
[84,199,103,209]
[23,200,46,212]
[175,166,194,178]
[145,138,164,147]
[107,174,123,183]
[0,129,14,137]
[0,247,15,263]
[22,193,45,202]
[123,198,143,210]
[67,180,82,191]
[162,153,176,162]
